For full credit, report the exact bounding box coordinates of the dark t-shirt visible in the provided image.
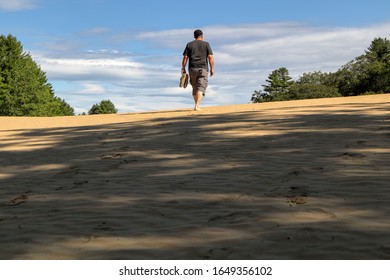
[183,40,213,70]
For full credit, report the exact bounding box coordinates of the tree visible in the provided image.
[262,67,294,100]
[88,100,118,115]
[289,83,341,100]
[365,37,390,63]
[297,71,334,86]
[334,56,368,96]
[251,89,271,103]
[364,37,390,93]
[253,37,390,103]
[335,37,390,96]
[252,67,295,103]
[290,71,341,100]
[0,34,74,116]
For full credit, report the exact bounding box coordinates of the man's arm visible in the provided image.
[182,56,188,74]
[208,55,214,76]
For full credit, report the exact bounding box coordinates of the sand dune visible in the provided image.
[0,94,389,259]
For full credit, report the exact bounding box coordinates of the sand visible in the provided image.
[0,94,389,260]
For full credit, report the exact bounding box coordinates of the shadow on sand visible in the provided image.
[0,101,389,259]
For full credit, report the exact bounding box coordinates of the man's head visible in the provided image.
[194,29,203,39]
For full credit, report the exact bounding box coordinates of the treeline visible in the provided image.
[1,34,118,116]
[252,37,390,103]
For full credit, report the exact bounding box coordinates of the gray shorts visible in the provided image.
[189,68,209,96]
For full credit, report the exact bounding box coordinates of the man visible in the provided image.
[182,29,214,111]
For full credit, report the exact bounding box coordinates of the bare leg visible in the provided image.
[193,91,203,110]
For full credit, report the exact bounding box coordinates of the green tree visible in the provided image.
[290,71,341,100]
[335,37,390,95]
[251,89,272,103]
[364,37,390,93]
[335,54,373,96]
[365,37,390,63]
[262,67,294,100]
[251,37,390,103]
[289,83,341,100]
[0,34,74,116]
[297,71,335,86]
[88,100,118,115]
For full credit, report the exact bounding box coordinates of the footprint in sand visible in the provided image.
[280,167,325,183]
[93,222,113,231]
[280,168,306,183]
[56,180,88,190]
[265,186,311,206]
[83,222,114,242]
[119,159,138,165]
[3,194,29,206]
[337,152,365,159]
[287,186,309,205]
[266,185,309,197]
[101,154,123,160]
[101,152,138,165]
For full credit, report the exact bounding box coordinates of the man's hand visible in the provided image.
[208,55,214,77]
[181,56,188,74]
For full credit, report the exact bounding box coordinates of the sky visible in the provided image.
[1,0,390,114]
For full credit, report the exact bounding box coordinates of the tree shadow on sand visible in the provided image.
[0,101,389,259]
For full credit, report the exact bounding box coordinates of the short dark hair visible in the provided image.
[194,29,203,38]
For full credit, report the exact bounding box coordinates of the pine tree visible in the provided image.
[0,34,74,116]
[262,67,294,100]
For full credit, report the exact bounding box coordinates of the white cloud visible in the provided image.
[140,22,390,73]
[31,21,390,114]
[36,56,150,80]
[0,0,37,11]
[79,83,106,94]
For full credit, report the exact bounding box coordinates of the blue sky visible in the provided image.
[1,0,390,113]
